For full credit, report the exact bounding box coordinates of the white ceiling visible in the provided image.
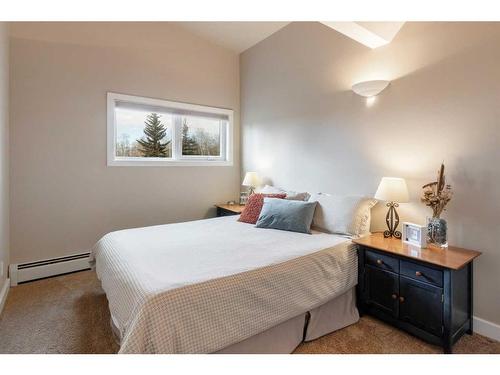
[176,22,290,53]
[176,22,405,53]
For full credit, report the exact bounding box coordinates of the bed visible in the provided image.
[92,215,359,354]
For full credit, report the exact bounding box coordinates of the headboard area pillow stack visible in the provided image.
[308,193,377,237]
[238,185,377,237]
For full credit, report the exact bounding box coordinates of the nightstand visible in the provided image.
[215,203,245,217]
[353,233,481,353]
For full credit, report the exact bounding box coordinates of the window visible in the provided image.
[107,92,233,166]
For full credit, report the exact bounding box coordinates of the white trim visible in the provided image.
[0,278,9,316]
[107,92,234,167]
[473,316,500,342]
[107,158,233,167]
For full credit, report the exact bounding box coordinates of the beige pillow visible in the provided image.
[258,185,310,201]
[308,193,377,236]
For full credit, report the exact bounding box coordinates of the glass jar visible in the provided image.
[427,217,448,248]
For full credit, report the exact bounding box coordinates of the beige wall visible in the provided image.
[0,23,9,287]
[9,22,240,264]
[241,22,500,324]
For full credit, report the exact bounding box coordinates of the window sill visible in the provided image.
[107,159,233,167]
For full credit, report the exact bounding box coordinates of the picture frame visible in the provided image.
[239,191,249,205]
[402,222,427,248]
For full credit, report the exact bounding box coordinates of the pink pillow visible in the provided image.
[238,193,286,224]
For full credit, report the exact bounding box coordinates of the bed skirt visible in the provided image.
[214,288,358,354]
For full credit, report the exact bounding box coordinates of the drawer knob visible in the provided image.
[399,296,405,303]
[415,271,423,277]
[376,259,383,265]
[391,294,398,300]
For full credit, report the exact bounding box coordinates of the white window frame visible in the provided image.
[107,92,234,167]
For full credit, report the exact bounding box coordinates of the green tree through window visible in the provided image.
[182,119,200,155]
[136,113,171,157]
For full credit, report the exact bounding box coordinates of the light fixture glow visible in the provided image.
[352,80,390,98]
[366,96,376,107]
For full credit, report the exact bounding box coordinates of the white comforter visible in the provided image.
[93,215,356,353]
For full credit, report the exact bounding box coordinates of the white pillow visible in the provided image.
[308,193,377,236]
[285,191,311,201]
[258,185,283,194]
[258,185,310,201]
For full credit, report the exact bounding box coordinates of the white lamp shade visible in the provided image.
[374,177,409,203]
[242,172,261,188]
[352,80,390,97]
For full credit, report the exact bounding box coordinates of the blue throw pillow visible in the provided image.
[255,198,318,234]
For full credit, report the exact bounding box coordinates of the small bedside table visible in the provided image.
[215,203,245,217]
[353,233,481,354]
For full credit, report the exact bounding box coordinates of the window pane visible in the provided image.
[115,107,172,158]
[181,115,222,157]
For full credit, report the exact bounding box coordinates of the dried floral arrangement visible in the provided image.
[421,163,453,218]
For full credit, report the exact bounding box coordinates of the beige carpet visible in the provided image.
[0,270,498,354]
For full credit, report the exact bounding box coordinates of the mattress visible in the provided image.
[92,215,357,353]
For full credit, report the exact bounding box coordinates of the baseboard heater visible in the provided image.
[9,252,91,286]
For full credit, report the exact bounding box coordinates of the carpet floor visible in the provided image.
[0,270,498,354]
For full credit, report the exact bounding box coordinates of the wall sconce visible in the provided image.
[352,80,390,97]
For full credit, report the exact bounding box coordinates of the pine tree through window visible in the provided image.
[181,117,221,157]
[136,113,171,157]
[107,93,233,166]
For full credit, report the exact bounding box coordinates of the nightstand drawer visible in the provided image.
[400,259,443,287]
[365,249,399,273]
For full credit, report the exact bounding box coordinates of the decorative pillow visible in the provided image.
[238,193,286,224]
[308,193,377,236]
[255,198,318,234]
[258,184,310,201]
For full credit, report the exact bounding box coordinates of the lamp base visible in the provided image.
[383,202,402,239]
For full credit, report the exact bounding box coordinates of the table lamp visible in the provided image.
[242,172,261,195]
[374,177,410,238]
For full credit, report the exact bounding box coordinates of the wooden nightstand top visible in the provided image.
[352,233,481,270]
[215,203,246,214]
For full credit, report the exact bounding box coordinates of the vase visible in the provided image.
[427,217,448,248]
